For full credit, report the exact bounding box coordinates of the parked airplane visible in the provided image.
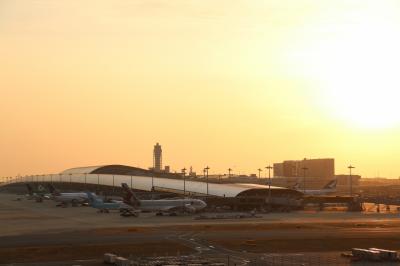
[85,192,138,216]
[293,179,338,195]
[121,183,207,215]
[47,184,88,206]
[26,184,52,202]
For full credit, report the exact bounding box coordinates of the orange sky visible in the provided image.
[1,1,400,178]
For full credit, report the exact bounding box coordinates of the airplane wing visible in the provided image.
[162,204,196,213]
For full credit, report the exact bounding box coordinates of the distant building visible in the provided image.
[164,165,170,173]
[274,158,335,180]
[335,174,361,187]
[153,143,162,172]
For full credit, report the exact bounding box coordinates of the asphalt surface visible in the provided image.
[2,193,400,265]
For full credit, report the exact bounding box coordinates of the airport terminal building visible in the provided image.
[10,164,304,210]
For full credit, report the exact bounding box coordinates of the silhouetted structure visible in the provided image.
[274,158,335,180]
[153,143,162,172]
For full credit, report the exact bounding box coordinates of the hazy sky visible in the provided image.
[1,0,400,178]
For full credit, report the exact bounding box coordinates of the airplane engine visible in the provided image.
[184,204,197,213]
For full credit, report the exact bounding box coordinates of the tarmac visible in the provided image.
[1,192,400,265]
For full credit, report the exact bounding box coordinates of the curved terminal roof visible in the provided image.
[62,165,181,179]
[60,164,303,198]
[61,166,106,175]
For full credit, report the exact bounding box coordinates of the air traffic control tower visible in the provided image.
[153,143,162,172]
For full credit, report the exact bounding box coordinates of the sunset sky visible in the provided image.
[1,0,400,178]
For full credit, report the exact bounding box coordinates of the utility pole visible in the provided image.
[181,168,186,195]
[257,168,262,179]
[265,165,273,207]
[348,165,355,197]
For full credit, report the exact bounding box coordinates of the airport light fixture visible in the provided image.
[181,168,187,195]
[348,165,355,197]
[112,175,115,192]
[265,165,273,206]
[130,175,133,189]
[204,166,210,195]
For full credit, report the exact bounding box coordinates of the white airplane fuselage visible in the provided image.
[138,198,206,212]
[53,192,88,203]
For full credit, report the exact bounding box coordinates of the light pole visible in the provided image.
[181,168,186,195]
[257,168,262,179]
[205,166,210,195]
[348,165,355,197]
[130,175,133,189]
[265,165,273,206]
[228,168,232,178]
[112,175,115,193]
[302,167,308,194]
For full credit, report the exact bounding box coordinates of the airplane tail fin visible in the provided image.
[292,181,300,190]
[85,192,99,206]
[26,184,34,196]
[323,179,337,190]
[47,183,60,196]
[121,183,140,207]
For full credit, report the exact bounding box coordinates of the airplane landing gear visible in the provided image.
[120,211,139,217]
[71,199,79,207]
